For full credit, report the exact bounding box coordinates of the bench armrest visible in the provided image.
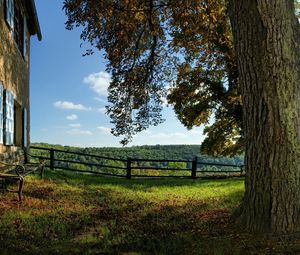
[0,161,25,176]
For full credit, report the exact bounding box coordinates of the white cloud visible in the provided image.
[190,130,203,135]
[69,123,81,128]
[66,114,78,121]
[94,97,107,103]
[53,125,68,129]
[97,126,111,134]
[97,107,106,114]
[66,129,93,136]
[83,71,111,96]
[150,132,187,139]
[54,101,91,111]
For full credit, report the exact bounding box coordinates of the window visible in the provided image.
[0,87,25,147]
[4,90,14,145]
[5,0,27,57]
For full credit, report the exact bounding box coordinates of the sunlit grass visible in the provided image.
[0,170,298,254]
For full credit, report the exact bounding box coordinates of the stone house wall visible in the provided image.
[0,0,31,163]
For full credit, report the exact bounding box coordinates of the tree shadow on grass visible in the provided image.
[0,187,239,254]
[0,180,295,255]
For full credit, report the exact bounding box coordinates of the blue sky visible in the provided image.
[30,1,205,147]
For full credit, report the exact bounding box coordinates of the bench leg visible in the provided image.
[18,177,24,201]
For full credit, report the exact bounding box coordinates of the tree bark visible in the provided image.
[228,0,300,233]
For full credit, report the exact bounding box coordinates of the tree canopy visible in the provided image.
[63,0,243,156]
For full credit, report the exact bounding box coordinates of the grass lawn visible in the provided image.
[0,170,299,254]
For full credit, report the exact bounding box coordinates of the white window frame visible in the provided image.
[4,90,14,146]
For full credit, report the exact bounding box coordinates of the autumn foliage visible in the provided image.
[63,0,243,155]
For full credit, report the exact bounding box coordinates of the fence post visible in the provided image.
[40,164,45,179]
[191,156,197,179]
[126,158,132,179]
[240,165,244,176]
[50,149,54,170]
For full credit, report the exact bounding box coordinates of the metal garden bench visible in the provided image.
[0,158,45,201]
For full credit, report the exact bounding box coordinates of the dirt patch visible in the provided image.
[26,186,54,199]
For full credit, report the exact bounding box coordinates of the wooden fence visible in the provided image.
[29,146,244,179]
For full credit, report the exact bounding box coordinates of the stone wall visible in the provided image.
[0,0,31,160]
[0,147,25,164]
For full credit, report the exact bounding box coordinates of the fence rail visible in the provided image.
[29,146,244,179]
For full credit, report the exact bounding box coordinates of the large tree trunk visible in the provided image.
[228,0,300,233]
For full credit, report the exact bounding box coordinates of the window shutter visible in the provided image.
[23,108,27,147]
[4,90,14,145]
[0,83,3,144]
[5,0,14,30]
[23,16,27,57]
